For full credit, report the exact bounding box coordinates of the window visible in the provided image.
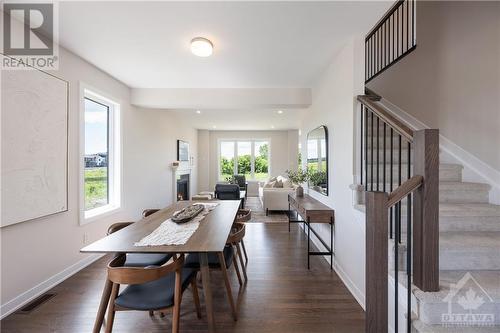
[219,140,270,181]
[81,88,120,222]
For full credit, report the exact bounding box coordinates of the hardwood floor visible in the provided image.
[244,197,288,223]
[1,224,365,333]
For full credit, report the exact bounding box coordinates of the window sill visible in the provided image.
[81,204,121,225]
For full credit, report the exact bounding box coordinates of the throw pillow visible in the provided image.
[264,181,276,188]
[274,180,284,188]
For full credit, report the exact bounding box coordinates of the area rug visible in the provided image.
[244,197,288,223]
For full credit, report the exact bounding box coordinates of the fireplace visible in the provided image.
[176,174,190,201]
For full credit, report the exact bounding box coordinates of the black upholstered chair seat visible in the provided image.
[114,268,197,311]
[184,245,234,269]
[124,253,172,267]
[215,184,240,200]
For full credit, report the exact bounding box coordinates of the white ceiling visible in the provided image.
[169,108,306,131]
[58,1,392,89]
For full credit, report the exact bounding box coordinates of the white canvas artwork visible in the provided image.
[1,63,68,227]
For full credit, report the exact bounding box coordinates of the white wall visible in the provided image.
[367,1,500,171]
[198,130,298,191]
[0,45,197,316]
[299,37,367,307]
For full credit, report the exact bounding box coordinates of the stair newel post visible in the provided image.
[365,191,389,333]
[412,129,440,292]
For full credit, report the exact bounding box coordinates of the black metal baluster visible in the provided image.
[390,128,394,239]
[395,200,400,332]
[398,135,402,244]
[365,40,368,82]
[392,9,395,62]
[370,112,374,191]
[412,0,415,46]
[360,105,363,186]
[406,140,412,332]
[407,0,410,52]
[365,108,368,191]
[383,123,387,193]
[376,117,380,191]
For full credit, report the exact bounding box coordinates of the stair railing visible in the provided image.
[358,94,439,333]
[365,0,417,84]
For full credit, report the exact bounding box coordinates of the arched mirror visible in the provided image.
[307,125,328,196]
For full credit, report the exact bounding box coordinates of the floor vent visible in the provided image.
[17,293,56,314]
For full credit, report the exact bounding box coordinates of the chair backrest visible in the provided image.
[142,209,160,218]
[233,175,246,187]
[107,254,185,285]
[215,184,240,200]
[107,222,134,235]
[227,222,246,244]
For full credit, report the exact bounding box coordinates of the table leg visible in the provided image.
[330,220,334,270]
[288,203,291,232]
[93,278,112,333]
[200,253,216,332]
[307,218,310,270]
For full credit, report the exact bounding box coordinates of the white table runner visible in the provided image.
[134,203,219,246]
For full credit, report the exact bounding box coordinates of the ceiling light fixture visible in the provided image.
[196,110,201,114]
[277,110,283,114]
[191,37,213,57]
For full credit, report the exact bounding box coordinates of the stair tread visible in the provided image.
[413,319,500,332]
[440,181,491,190]
[439,231,500,247]
[355,202,500,217]
[413,270,500,303]
[365,181,490,188]
[440,203,500,217]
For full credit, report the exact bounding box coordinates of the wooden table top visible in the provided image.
[80,200,241,254]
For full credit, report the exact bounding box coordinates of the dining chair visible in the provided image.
[228,222,248,283]
[233,174,247,196]
[107,222,171,267]
[214,184,240,200]
[183,222,248,321]
[235,209,251,264]
[142,209,160,217]
[105,254,201,333]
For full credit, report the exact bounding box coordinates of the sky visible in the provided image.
[84,98,108,155]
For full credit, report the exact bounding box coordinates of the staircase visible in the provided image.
[358,103,500,332]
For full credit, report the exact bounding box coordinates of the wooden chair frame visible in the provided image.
[105,254,201,333]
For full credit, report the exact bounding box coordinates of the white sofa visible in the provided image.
[259,176,295,215]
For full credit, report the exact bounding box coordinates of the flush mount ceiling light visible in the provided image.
[196,110,201,114]
[277,110,283,114]
[191,37,213,57]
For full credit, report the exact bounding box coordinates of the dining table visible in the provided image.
[80,199,241,333]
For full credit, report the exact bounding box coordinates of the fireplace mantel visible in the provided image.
[171,165,192,204]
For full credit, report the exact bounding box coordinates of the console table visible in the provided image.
[288,192,335,269]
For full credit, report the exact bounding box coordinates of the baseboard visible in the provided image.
[298,224,366,310]
[0,253,105,319]
[379,98,500,204]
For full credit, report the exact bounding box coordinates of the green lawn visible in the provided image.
[220,173,269,183]
[85,167,108,210]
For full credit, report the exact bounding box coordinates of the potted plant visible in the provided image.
[286,167,310,197]
[310,171,327,193]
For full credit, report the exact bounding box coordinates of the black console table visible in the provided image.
[287,193,335,269]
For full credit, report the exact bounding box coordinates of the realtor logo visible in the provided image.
[2,2,58,69]
[441,272,495,327]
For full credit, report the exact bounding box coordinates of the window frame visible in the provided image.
[217,138,271,182]
[79,83,122,225]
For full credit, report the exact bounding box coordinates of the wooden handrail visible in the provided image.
[386,175,423,208]
[357,95,414,142]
